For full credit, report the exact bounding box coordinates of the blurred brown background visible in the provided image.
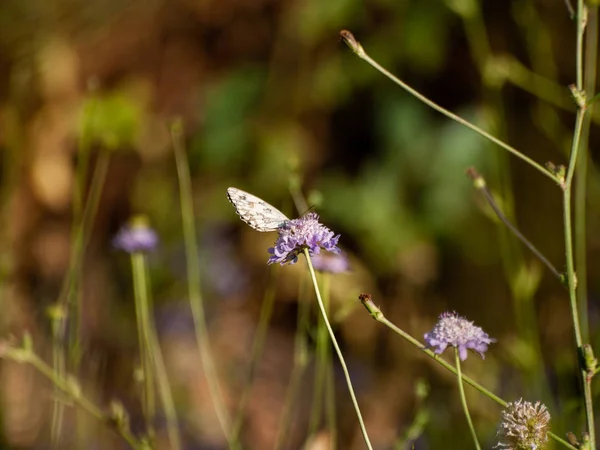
[1,0,599,448]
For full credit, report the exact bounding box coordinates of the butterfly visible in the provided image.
[227,187,290,232]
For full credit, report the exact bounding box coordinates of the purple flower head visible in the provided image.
[267,213,341,265]
[113,216,159,254]
[311,252,350,274]
[495,399,551,450]
[424,311,495,361]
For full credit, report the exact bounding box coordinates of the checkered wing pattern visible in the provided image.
[227,187,289,232]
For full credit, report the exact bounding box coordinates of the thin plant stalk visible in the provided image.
[2,343,146,450]
[576,4,599,342]
[307,273,332,440]
[231,275,278,443]
[69,92,97,379]
[564,104,595,447]
[51,151,111,446]
[466,168,562,281]
[322,274,337,449]
[579,15,599,449]
[304,250,373,450]
[147,337,180,450]
[564,1,595,439]
[274,273,311,450]
[69,103,95,375]
[70,108,93,450]
[467,167,558,413]
[462,3,525,297]
[339,30,558,184]
[454,349,481,450]
[131,254,157,440]
[460,10,551,398]
[359,296,577,450]
[565,2,596,445]
[62,151,111,361]
[307,281,327,438]
[288,183,337,447]
[50,308,66,447]
[131,254,182,450]
[171,121,235,447]
[326,347,337,450]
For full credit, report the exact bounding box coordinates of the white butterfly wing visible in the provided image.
[227,187,290,232]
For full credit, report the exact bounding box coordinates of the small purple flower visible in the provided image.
[495,399,551,449]
[311,252,350,274]
[113,217,159,253]
[267,213,341,265]
[424,311,495,361]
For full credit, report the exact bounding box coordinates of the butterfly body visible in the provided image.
[227,187,289,232]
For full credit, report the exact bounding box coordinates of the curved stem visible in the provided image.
[454,349,481,450]
[2,345,146,449]
[171,121,236,448]
[358,296,577,450]
[52,151,111,446]
[339,31,558,184]
[466,168,562,281]
[304,249,373,450]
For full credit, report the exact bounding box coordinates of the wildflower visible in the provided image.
[424,311,495,360]
[113,217,158,253]
[495,399,551,449]
[311,252,350,274]
[267,213,340,265]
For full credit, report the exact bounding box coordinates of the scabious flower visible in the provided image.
[113,217,159,253]
[424,311,495,361]
[311,252,350,274]
[495,399,551,450]
[267,213,341,265]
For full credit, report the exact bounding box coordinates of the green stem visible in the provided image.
[304,250,373,450]
[322,274,337,448]
[564,105,595,448]
[50,307,66,447]
[506,57,575,112]
[63,151,111,361]
[466,168,561,281]
[567,2,596,446]
[576,1,585,90]
[52,151,111,445]
[147,320,181,450]
[131,254,156,440]
[132,254,182,450]
[171,121,236,448]
[3,346,146,449]
[326,348,337,450]
[359,298,577,450]
[577,3,598,343]
[454,349,481,450]
[71,109,92,450]
[307,275,328,439]
[339,31,558,184]
[308,273,333,441]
